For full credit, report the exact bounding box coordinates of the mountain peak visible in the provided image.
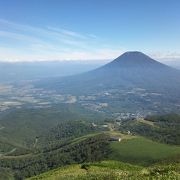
[120,51,152,60]
[122,51,145,55]
[116,51,153,62]
[105,51,164,68]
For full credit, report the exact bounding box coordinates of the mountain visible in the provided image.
[36,51,180,114]
[102,51,165,68]
[38,51,180,94]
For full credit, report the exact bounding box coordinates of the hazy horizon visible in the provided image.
[0,0,180,62]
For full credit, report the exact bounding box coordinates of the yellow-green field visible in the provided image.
[27,133,180,180]
[27,160,180,180]
[109,136,180,165]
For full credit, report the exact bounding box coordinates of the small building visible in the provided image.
[102,124,108,128]
[109,136,122,142]
[92,123,97,127]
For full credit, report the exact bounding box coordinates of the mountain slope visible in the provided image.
[102,51,166,68]
[27,161,180,180]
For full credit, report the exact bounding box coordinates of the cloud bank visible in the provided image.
[0,19,179,62]
[0,19,125,62]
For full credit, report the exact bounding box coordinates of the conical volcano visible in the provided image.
[36,51,180,113]
[38,51,180,95]
[103,51,165,68]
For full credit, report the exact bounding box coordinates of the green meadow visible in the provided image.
[109,136,180,165]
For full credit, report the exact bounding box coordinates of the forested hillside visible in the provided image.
[0,112,180,180]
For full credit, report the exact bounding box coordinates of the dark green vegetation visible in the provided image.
[0,104,104,149]
[0,168,14,180]
[0,108,180,179]
[119,114,180,145]
[0,133,110,180]
[38,120,98,150]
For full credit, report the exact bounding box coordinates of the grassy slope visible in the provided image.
[109,136,180,166]
[27,160,180,180]
[27,133,180,180]
[1,132,180,179]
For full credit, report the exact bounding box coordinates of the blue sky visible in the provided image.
[0,0,180,62]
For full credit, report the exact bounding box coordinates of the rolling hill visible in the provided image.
[27,160,180,180]
[0,114,180,179]
[26,132,180,180]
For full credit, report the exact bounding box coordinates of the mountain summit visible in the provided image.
[103,51,165,69]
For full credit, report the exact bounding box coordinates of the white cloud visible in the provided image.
[2,19,178,62]
[0,46,123,62]
[149,51,180,61]
[47,27,87,39]
[0,19,125,62]
[0,19,92,49]
[0,30,44,43]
